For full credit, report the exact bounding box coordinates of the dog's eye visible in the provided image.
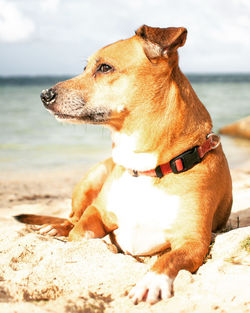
[97,64,113,73]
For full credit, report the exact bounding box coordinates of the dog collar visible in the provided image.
[129,133,221,178]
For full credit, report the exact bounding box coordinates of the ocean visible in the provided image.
[1,74,250,172]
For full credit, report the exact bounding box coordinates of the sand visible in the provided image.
[0,161,250,313]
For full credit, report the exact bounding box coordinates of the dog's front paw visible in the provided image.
[129,271,173,305]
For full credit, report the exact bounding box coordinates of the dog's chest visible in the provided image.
[106,172,180,255]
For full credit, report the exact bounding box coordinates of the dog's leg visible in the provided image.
[70,158,114,223]
[38,158,114,237]
[129,236,210,304]
[68,205,117,241]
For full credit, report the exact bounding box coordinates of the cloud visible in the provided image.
[0,0,35,43]
[40,0,61,12]
[1,0,250,74]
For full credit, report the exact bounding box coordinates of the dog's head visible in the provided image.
[41,25,187,129]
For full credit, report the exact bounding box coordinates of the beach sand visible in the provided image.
[0,160,250,312]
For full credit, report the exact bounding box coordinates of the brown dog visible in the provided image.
[18,25,232,304]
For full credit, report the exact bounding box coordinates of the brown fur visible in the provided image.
[19,25,232,304]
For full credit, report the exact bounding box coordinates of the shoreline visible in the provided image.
[1,134,250,172]
[1,135,250,211]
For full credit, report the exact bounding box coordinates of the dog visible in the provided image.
[16,25,232,304]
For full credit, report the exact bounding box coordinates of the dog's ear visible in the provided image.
[135,25,187,60]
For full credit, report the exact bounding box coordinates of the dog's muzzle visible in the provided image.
[40,88,57,107]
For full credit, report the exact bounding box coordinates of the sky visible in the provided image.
[0,0,250,76]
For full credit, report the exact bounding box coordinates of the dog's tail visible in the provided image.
[14,214,67,225]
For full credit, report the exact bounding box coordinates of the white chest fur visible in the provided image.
[111,132,158,171]
[106,171,180,256]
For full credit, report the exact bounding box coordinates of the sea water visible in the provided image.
[0,74,250,172]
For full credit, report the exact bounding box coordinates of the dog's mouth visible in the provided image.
[54,112,78,120]
[45,110,80,122]
[52,110,111,124]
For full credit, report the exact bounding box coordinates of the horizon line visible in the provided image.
[1,72,250,78]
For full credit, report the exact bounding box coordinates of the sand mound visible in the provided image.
[0,167,249,312]
[220,116,250,140]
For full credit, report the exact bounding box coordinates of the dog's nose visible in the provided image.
[40,88,57,106]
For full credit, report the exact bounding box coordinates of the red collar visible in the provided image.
[129,133,221,178]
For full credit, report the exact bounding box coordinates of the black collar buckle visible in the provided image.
[132,170,139,177]
[170,146,201,174]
